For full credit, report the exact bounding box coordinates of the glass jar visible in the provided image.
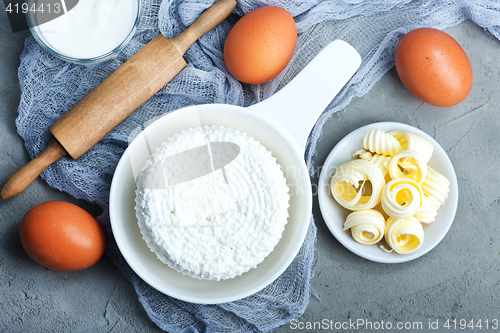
[26,0,142,65]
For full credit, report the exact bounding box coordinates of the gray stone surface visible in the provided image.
[275,20,500,333]
[1,6,500,333]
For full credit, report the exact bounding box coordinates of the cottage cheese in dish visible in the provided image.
[135,126,290,280]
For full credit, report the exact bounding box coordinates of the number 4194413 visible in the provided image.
[5,2,62,14]
[444,319,499,330]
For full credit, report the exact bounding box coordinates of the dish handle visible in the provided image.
[248,40,361,151]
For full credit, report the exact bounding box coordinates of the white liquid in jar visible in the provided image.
[33,0,139,60]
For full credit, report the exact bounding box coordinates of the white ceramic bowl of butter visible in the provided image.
[318,122,458,263]
[27,0,141,64]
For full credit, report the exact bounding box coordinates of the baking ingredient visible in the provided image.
[343,210,385,244]
[352,149,374,161]
[135,126,289,280]
[388,149,428,184]
[29,0,139,59]
[330,159,385,211]
[381,178,423,219]
[363,128,402,156]
[332,126,452,254]
[384,216,424,254]
[389,130,434,163]
[421,166,450,207]
[353,149,391,178]
[395,27,473,107]
[223,6,297,84]
[415,194,439,224]
[19,201,106,271]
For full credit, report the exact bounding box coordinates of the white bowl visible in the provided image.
[318,122,458,263]
[109,104,312,304]
[108,40,361,303]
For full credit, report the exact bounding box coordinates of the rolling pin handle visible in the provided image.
[0,138,67,200]
[170,0,237,55]
[2,0,236,201]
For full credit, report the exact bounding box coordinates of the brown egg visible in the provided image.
[395,27,472,107]
[20,201,106,271]
[224,6,297,84]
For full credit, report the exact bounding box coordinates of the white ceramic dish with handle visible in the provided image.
[318,122,458,263]
[109,40,361,304]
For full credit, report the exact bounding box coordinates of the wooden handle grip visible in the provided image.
[2,0,236,200]
[50,0,236,160]
[1,138,67,200]
[170,0,237,55]
[49,35,187,160]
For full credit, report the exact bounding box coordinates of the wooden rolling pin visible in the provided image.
[0,0,237,200]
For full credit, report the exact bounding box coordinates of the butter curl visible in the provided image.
[382,178,423,219]
[343,209,386,244]
[422,166,450,207]
[330,159,386,211]
[415,194,439,224]
[384,216,424,254]
[353,149,391,178]
[389,130,434,163]
[363,129,402,156]
[388,149,428,184]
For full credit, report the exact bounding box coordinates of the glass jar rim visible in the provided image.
[26,0,142,65]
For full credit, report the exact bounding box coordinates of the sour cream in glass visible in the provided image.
[28,0,140,63]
